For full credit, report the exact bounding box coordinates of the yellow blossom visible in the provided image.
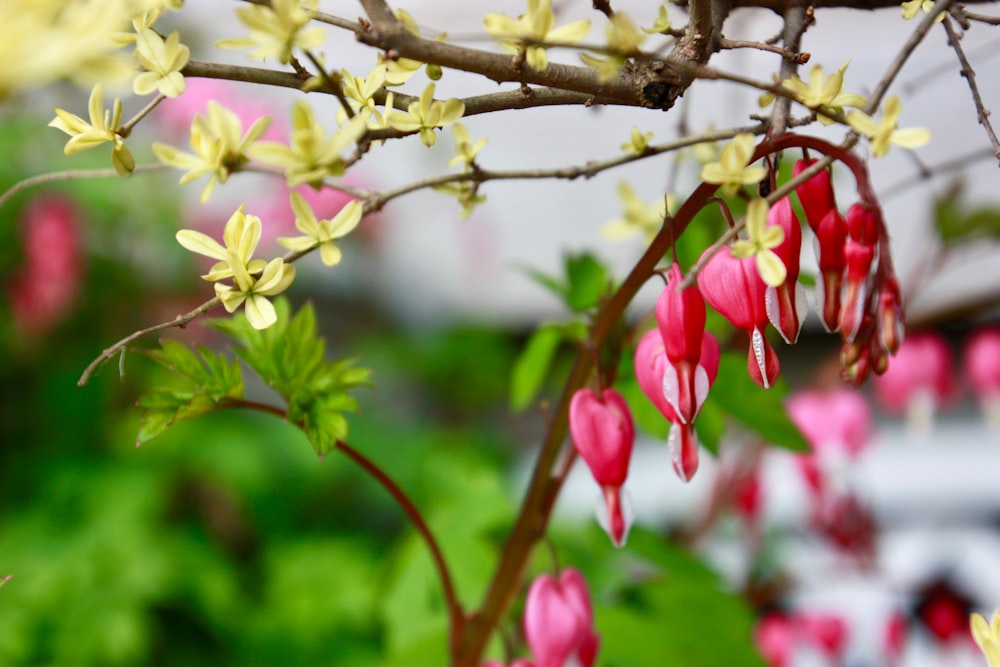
[133,29,190,98]
[601,182,675,243]
[48,84,135,176]
[278,195,363,266]
[380,9,426,85]
[846,96,931,157]
[250,101,369,188]
[581,12,646,81]
[387,83,465,147]
[216,0,324,64]
[432,181,486,220]
[448,123,487,169]
[972,610,1000,667]
[642,5,672,34]
[902,0,945,21]
[153,101,272,202]
[776,61,867,124]
[699,133,766,196]
[484,0,590,71]
[621,127,653,155]
[732,198,786,287]
[177,205,294,330]
[338,66,388,125]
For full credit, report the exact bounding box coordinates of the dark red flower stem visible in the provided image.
[221,398,465,649]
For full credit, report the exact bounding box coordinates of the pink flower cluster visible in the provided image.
[792,159,906,387]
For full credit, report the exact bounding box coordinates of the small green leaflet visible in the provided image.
[136,341,243,445]
[519,251,612,313]
[509,321,586,412]
[210,299,372,457]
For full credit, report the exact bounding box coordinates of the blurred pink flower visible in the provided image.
[873,330,957,427]
[786,388,872,458]
[965,326,1000,404]
[796,611,849,659]
[7,196,84,336]
[755,613,795,667]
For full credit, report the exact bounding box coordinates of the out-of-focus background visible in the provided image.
[2,2,1000,666]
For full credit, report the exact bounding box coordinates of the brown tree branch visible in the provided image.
[941,16,1000,163]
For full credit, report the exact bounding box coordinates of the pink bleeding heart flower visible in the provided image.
[634,329,720,482]
[795,612,849,660]
[964,326,1000,429]
[839,204,880,343]
[698,245,781,389]
[755,613,795,667]
[787,388,872,459]
[763,196,808,344]
[569,388,634,546]
[655,263,709,424]
[876,275,905,356]
[524,569,600,667]
[873,330,956,429]
[794,159,846,333]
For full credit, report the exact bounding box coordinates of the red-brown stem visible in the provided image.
[453,178,721,667]
[222,398,465,648]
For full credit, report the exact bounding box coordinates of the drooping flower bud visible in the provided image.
[634,329,720,481]
[569,388,634,546]
[524,569,600,667]
[876,275,905,355]
[793,158,837,230]
[763,196,808,344]
[813,208,848,332]
[699,245,780,389]
[655,264,709,423]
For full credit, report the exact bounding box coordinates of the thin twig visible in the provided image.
[78,297,220,386]
[881,146,996,198]
[0,164,168,210]
[769,4,812,137]
[958,8,1000,24]
[941,15,1000,162]
[302,49,356,119]
[119,94,167,136]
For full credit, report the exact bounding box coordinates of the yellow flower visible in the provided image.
[339,65,387,124]
[448,123,487,169]
[972,610,1000,667]
[249,100,369,188]
[902,0,945,21]
[732,198,786,287]
[380,8,425,85]
[216,256,296,330]
[48,84,135,176]
[779,61,867,124]
[387,83,465,147]
[278,195,363,266]
[176,205,267,282]
[699,133,766,196]
[580,12,646,81]
[153,101,272,202]
[133,28,190,98]
[601,182,675,244]
[484,0,590,71]
[216,0,324,64]
[642,5,672,34]
[621,127,653,155]
[177,206,295,330]
[846,96,931,157]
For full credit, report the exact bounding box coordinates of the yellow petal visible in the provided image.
[757,249,787,287]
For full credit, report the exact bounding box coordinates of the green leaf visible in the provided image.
[135,341,244,445]
[211,298,371,456]
[934,182,1000,244]
[509,322,585,412]
[705,352,809,452]
[565,252,611,312]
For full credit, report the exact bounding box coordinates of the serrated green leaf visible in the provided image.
[565,252,610,312]
[136,341,244,445]
[707,352,809,452]
[509,324,563,412]
[518,265,568,303]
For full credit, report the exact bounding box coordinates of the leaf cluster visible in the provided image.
[138,299,371,456]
